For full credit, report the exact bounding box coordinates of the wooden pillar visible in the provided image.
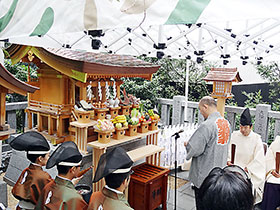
[80,84,87,101]
[57,116,63,137]
[69,79,75,105]
[48,115,53,135]
[217,98,226,117]
[37,113,43,132]
[27,111,32,129]
[0,93,6,126]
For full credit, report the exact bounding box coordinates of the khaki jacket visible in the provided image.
[88,187,133,210]
[35,176,88,210]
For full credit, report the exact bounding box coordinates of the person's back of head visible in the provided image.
[199,96,217,108]
[199,96,217,119]
[105,172,130,190]
[198,166,254,210]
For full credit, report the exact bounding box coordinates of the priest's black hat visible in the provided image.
[9,131,50,155]
[46,141,82,169]
[240,108,252,126]
[93,147,133,183]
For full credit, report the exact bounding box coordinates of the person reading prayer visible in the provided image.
[227,108,265,204]
[184,96,231,210]
[261,136,280,210]
[87,147,134,210]
[10,131,52,210]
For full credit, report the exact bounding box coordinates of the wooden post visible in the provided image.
[0,93,6,126]
[217,97,226,117]
[48,115,53,135]
[80,84,87,101]
[37,113,42,132]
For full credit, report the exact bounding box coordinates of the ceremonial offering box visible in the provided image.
[119,105,131,115]
[95,129,113,144]
[112,127,127,140]
[128,163,169,210]
[109,107,121,119]
[75,110,94,124]
[126,124,139,136]
[138,121,150,133]
[93,108,109,120]
[149,120,159,131]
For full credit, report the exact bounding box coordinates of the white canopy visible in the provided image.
[1,0,280,63]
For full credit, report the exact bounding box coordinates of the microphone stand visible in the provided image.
[173,132,180,210]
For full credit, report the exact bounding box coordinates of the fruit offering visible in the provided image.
[111,115,128,128]
[148,109,160,121]
[94,119,114,131]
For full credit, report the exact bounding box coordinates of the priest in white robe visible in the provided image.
[227,108,266,204]
[261,136,280,210]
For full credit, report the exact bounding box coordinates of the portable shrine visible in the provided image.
[204,68,242,116]
[0,64,38,140]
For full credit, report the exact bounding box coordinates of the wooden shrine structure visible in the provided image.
[0,63,38,140]
[6,44,159,145]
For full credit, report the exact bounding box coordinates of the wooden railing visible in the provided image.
[158,95,279,143]
[28,100,73,115]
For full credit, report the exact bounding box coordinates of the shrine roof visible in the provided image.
[204,68,242,82]
[6,44,160,82]
[0,64,39,96]
[46,48,158,68]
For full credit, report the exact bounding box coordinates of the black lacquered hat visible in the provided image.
[10,131,50,155]
[46,141,82,169]
[93,147,133,183]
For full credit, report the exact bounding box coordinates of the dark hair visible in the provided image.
[198,167,254,210]
[57,165,73,175]
[105,172,130,189]
[27,153,47,163]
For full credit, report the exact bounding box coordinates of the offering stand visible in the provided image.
[88,130,163,192]
[70,120,97,154]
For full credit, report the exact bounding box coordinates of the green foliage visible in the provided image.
[3,60,37,132]
[256,62,279,83]
[4,59,37,102]
[121,57,211,110]
[242,90,265,108]
[255,62,280,111]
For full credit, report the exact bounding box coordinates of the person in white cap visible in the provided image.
[35,141,88,210]
[10,131,52,210]
[87,147,134,210]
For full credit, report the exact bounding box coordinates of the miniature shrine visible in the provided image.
[7,45,167,205]
[204,68,242,116]
[6,44,160,146]
[0,63,38,140]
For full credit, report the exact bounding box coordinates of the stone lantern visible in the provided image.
[204,68,242,116]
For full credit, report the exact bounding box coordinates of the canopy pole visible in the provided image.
[184,59,190,122]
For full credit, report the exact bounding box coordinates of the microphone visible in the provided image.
[171,129,184,137]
